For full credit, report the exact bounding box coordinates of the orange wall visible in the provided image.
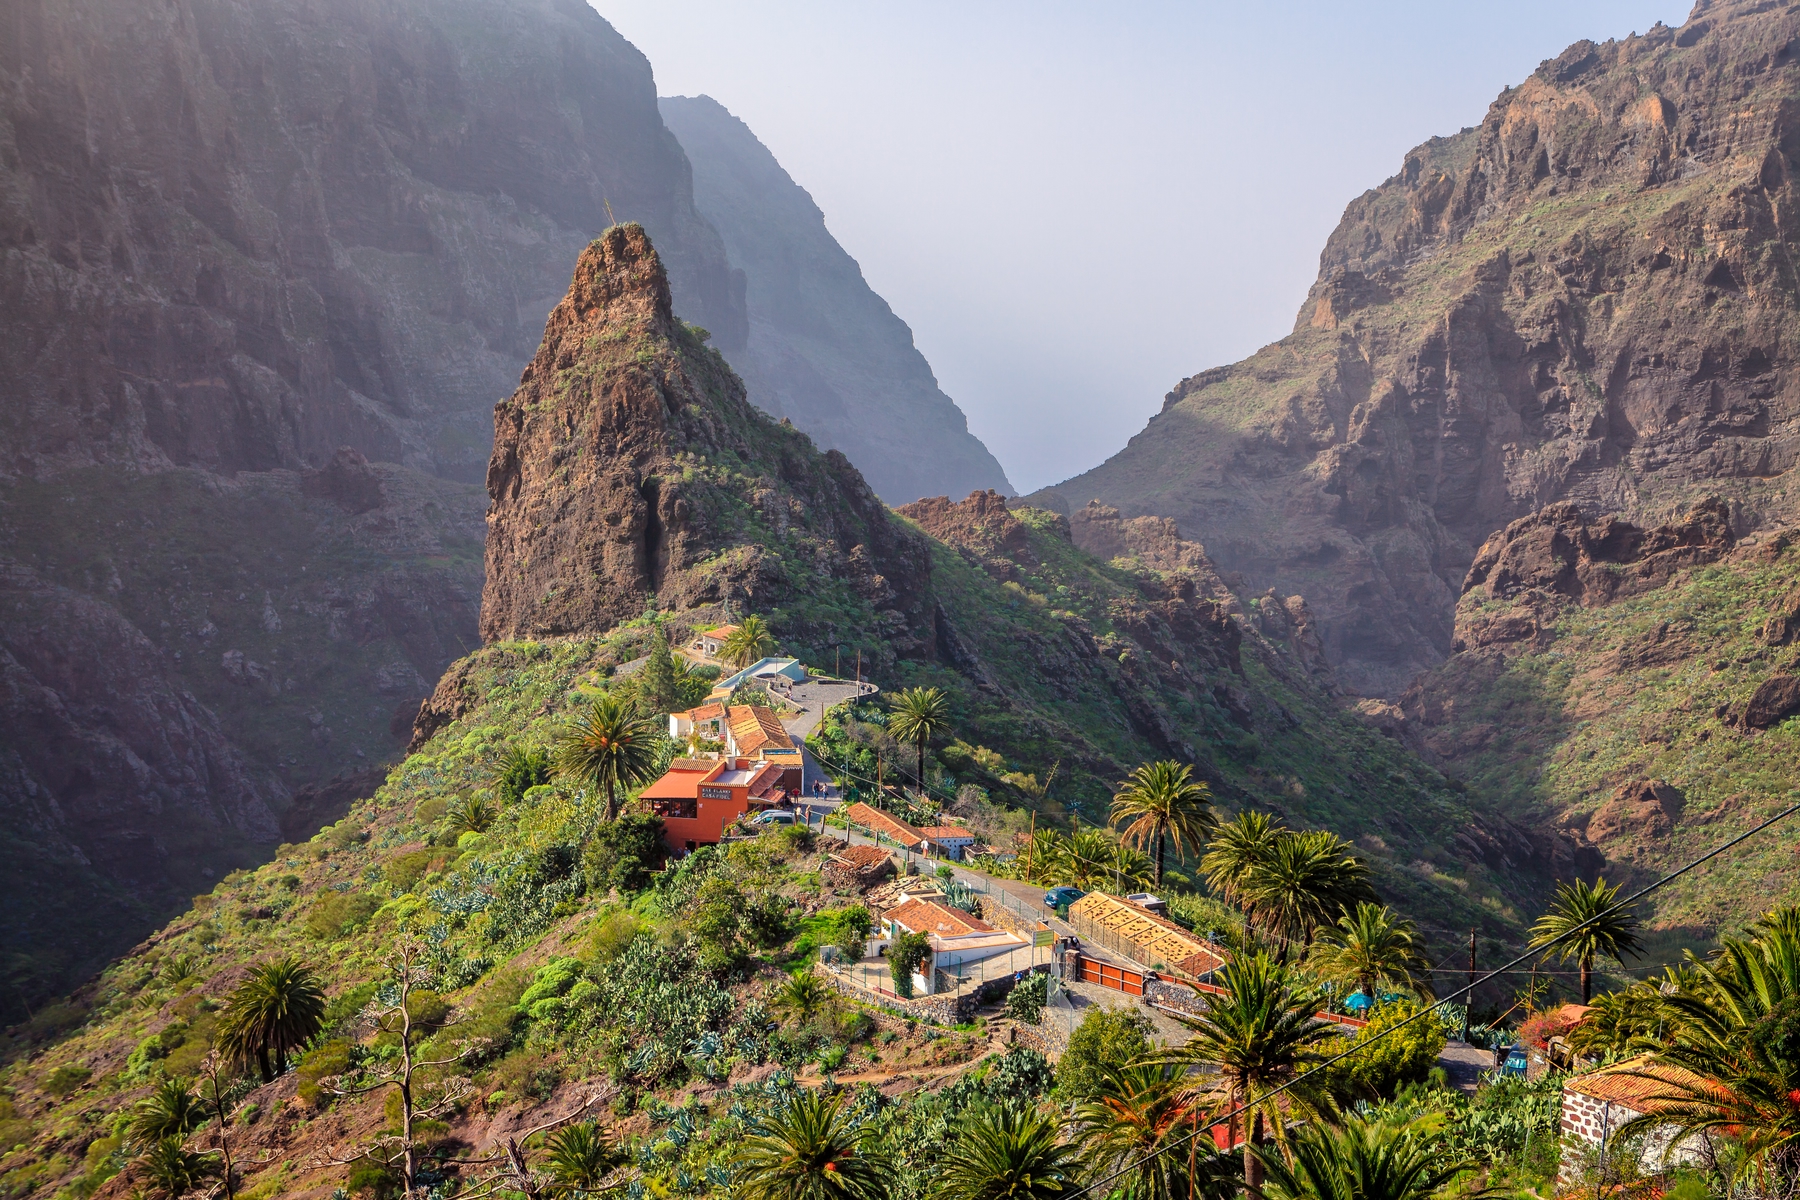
[659,787,750,851]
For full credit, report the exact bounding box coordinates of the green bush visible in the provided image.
[296,1040,352,1106]
[1006,973,1049,1025]
[582,815,665,895]
[1057,1008,1151,1102]
[384,849,441,894]
[42,1064,90,1097]
[1327,1002,1446,1100]
[889,931,931,999]
[518,958,584,1022]
[304,892,379,940]
[494,746,553,807]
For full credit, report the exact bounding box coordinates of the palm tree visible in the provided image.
[1253,1112,1490,1200]
[932,1104,1082,1200]
[1071,1062,1241,1200]
[444,794,496,837]
[136,1134,215,1197]
[216,957,327,1083]
[887,687,951,795]
[773,971,831,1026]
[1110,761,1217,887]
[1022,829,1069,886]
[1616,926,1800,1187]
[1314,903,1434,1003]
[555,693,664,821]
[493,744,553,806]
[723,615,776,670]
[1062,824,1122,891]
[1103,839,1156,894]
[1528,876,1641,1003]
[1566,984,1665,1059]
[1164,952,1340,1195]
[129,1078,206,1150]
[543,1121,615,1198]
[737,1087,892,1200]
[1202,811,1286,908]
[1241,829,1374,955]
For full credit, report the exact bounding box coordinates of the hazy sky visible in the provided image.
[598,1,1695,494]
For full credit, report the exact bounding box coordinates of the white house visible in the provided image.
[668,703,726,742]
[1559,1056,1711,1187]
[696,625,738,659]
[880,898,1030,996]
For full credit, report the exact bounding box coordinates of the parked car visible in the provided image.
[1043,885,1086,910]
[753,811,796,826]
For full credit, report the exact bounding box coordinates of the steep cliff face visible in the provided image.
[0,0,744,1009]
[1041,0,1800,695]
[658,95,1014,505]
[1396,497,1800,929]
[482,224,934,659]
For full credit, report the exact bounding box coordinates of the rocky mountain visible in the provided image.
[0,0,744,1013]
[1037,0,1800,697]
[472,225,1546,933]
[659,95,1014,504]
[1396,495,1800,933]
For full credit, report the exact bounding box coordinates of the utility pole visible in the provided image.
[855,648,862,686]
[835,646,841,678]
[1026,810,1036,883]
[1462,928,1476,1041]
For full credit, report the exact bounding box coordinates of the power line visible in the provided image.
[1067,796,1800,1199]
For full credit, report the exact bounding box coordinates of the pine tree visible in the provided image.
[640,627,679,714]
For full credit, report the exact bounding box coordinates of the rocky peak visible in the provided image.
[898,491,1033,562]
[482,226,933,655]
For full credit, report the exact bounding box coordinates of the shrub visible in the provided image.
[1328,1002,1446,1100]
[385,849,441,894]
[42,1065,90,1097]
[304,892,379,941]
[832,906,871,960]
[518,958,584,1022]
[1005,973,1049,1025]
[296,1040,352,1106]
[1056,1009,1150,1102]
[494,746,553,807]
[582,815,665,895]
[585,910,643,965]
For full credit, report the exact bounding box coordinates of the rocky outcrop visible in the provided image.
[659,95,1013,505]
[482,225,933,659]
[1041,1,1800,695]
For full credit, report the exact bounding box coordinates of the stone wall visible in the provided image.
[816,963,1002,1025]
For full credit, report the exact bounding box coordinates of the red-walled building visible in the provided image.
[641,757,790,853]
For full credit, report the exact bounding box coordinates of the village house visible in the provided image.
[695,625,738,659]
[1558,1056,1711,1186]
[710,656,808,701]
[1066,891,1230,979]
[841,802,976,860]
[726,705,793,757]
[668,702,726,743]
[878,896,1031,996]
[639,757,791,853]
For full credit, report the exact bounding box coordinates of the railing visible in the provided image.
[828,943,1053,1001]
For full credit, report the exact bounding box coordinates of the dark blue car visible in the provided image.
[1043,886,1086,910]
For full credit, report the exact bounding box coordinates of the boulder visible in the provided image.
[1745,676,1800,730]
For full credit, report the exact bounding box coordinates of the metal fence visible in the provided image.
[830,943,1052,1002]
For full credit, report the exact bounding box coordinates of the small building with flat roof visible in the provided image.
[640,756,790,853]
[669,703,726,742]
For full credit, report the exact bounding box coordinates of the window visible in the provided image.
[652,798,697,820]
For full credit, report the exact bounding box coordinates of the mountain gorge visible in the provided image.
[1039,0,1800,699]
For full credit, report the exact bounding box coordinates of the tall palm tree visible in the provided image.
[1253,1112,1490,1200]
[216,957,327,1082]
[1314,903,1434,1003]
[887,687,951,795]
[1071,1061,1236,1200]
[543,1121,615,1198]
[1242,830,1374,956]
[1022,829,1070,886]
[1103,839,1156,894]
[1616,926,1800,1188]
[723,615,776,670]
[1164,952,1340,1195]
[1063,824,1123,891]
[1528,876,1641,1003]
[737,1087,892,1200]
[1202,812,1286,908]
[555,693,664,821]
[129,1078,206,1150]
[933,1104,1082,1200]
[1111,761,1217,888]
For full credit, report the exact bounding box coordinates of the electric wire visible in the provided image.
[1065,795,1800,1198]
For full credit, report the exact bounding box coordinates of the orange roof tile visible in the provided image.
[727,705,793,754]
[675,703,725,721]
[885,898,993,938]
[1566,1055,1715,1114]
[640,764,715,800]
[703,625,739,639]
[844,802,924,848]
[920,825,975,841]
[1068,891,1223,973]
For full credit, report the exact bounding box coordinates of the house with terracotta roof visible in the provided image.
[725,705,794,756]
[879,897,1031,996]
[639,756,790,853]
[1558,1056,1711,1186]
[1066,891,1229,979]
[843,802,925,851]
[918,824,977,861]
[669,703,726,742]
[695,625,738,658]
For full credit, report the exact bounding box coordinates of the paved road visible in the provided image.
[780,677,875,794]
